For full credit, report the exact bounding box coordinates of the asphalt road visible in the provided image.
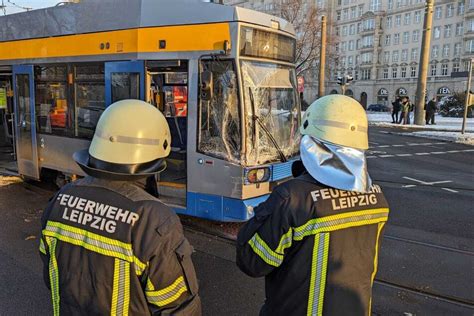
[0,127,473,315]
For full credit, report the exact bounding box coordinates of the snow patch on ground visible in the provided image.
[401,131,474,145]
[367,112,474,132]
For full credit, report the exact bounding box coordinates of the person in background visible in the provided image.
[391,97,401,123]
[426,97,438,125]
[236,95,390,316]
[40,100,201,315]
[398,97,409,124]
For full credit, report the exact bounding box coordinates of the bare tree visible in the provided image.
[276,0,336,78]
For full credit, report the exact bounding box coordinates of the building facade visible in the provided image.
[225,0,474,107]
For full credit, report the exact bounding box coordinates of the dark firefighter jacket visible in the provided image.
[236,171,389,316]
[39,176,201,316]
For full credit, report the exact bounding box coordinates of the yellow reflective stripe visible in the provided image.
[307,233,330,316]
[275,227,293,255]
[145,276,188,307]
[46,237,60,316]
[111,258,130,316]
[369,222,385,315]
[248,233,284,267]
[294,208,389,241]
[43,221,146,275]
[39,238,47,255]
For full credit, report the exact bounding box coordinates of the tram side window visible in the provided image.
[35,66,71,136]
[75,64,105,138]
[198,60,240,162]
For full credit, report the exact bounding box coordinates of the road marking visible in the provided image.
[366,156,376,159]
[464,149,474,152]
[415,152,430,155]
[392,144,405,147]
[430,151,446,154]
[402,177,458,194]
[379,154,395,158]
[368,149,473,159]
[396,153,413,157]
[447,150,460,153]
[377,145,390,148]
[442,188,459,193]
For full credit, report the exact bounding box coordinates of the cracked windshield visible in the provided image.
[241,60,300,165]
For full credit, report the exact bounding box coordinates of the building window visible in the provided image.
[362,69,371,80]
[469,19,474,32]
[369,0,381,11]
[335,27,340,36]
[337,10,341,21]
[453,62,460,72]
[357,22,362,33]
[411,66,417,77]
[362,52,373,63]
[447,4,455,17]
[355,55,360,65]
[342,26,348,36]
[414,11,421,23]
[401,67,407,78]
[363,35,374,47]
[466,39,474,53]
[358,4,364,16]
[456,23,464,36]
[443,44,450,57]
[383,68,389,78]
[441,63,449,76]
[395,15,401,26]
[351,6,357,18]
[386,16,393,28]
[454,43,462,56]
[411,48,418,61]
[356,39,361,49]
[403,31,409,44]
[384,51,390,63]
[349,24,356,35]
[392,50,399,62]
[385,35,391,45]
[349,40,355,50]
[432,45,439,58]
[388,0,393,9]
[335,43,339,53]
[401,49,408,61]
[430,64,437,76]
[341,42,347,52]
[444,25,452,38]
[343,8,349,20]
[341,57,346,67]
[404,13,411,25]
[392,68,398,78]
[348,56,353,66]
[434,26,441,39]
[458,2,465,15]
[364,18,375,30]
[394,33,400,45]
[412,30,420,42]
[435,6,442,19]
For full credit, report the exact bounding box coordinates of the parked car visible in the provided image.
[367,104,391,112]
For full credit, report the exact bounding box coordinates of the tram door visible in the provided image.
[12,65,40,179]
[105,61,145,106]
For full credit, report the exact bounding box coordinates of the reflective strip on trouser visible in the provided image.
[46,237,60,316]
[111,258,130,316]
[42,221,146,275]
[294,209,389,241]
[369,222,385,315]
[145,276,188,307]
[307,233,330,316]
[39,238,47,255]
[248,233,284,267]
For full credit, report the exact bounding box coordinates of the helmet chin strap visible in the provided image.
[300,135,372,193]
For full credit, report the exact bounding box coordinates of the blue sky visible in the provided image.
[2,0,59,15]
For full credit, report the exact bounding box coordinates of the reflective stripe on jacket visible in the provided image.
[39,176,201,316]
[236,173,389,316]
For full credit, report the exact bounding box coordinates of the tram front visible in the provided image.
[193,23,300,221]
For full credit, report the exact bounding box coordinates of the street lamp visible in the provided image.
[461,58,473,134]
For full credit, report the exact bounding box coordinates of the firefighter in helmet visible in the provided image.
[39,100,201,315]
[237,95,389,316]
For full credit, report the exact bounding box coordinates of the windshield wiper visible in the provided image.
[249,88,287,163]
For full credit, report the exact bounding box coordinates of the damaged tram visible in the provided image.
[0,0,301,221]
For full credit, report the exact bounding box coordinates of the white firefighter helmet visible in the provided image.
[300,95,369,150]
[73,99,171,180]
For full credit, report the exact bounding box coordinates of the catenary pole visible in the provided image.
[414,0,434,125]
[461,59,472,134]
[318,15,327,98]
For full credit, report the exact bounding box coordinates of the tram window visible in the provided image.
[35,66,71,136]
[111,73,139,103]
[198,60,240,162]
[75,64,105,138]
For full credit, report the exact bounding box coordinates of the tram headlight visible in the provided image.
[247,167,271,184]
